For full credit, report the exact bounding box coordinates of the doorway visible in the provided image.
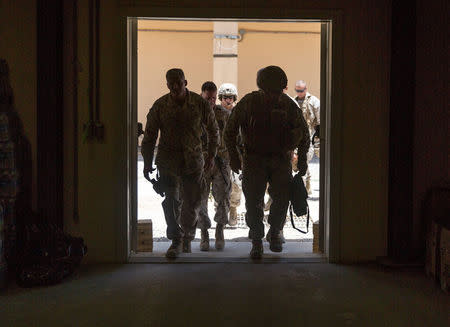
[127,18,332,261]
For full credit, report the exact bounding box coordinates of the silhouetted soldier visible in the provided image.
[141,69,219,259]
[224,66,309,259]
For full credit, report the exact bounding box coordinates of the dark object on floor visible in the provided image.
[290,172,310,234]
[15,221,87,288]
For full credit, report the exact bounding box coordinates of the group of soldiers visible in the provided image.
[141,66,320,259]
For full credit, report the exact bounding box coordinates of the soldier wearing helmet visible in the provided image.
[224,66,310,259]
[218,83,238,108]
[217,83,242,228]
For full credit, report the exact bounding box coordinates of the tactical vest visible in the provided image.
[246,92,290,155]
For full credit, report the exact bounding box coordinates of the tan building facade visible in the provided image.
[137,20,321,124]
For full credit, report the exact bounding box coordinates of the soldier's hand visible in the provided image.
[297,160,308,177]
[143,165,155,182]
[204,155,215,172]
[230,155,241,174]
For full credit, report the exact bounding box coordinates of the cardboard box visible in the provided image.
[137,219,153,252]
[312,222,320,253]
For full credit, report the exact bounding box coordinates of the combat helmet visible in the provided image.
[218,83,238,101]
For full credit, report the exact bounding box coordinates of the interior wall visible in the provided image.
[67,0,390,263]
[0,0,37,211]
[413,0,449,253]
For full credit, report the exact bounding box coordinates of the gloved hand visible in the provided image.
[143,164,155,182]
[297,158,308,176]
[311,125,320,146]
[230,154,242,174]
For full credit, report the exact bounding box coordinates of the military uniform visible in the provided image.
[224,90,310,240]
[198,105,232,230]
[141,90,219,241]
[295,92,320,193]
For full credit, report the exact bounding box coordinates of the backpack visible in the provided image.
[290,172,310,234]
[15,221,87,288]
[246,92,289,154]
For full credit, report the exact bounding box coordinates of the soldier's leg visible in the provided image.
[197,171,212,231]
[211,162,231,250]
[267,156,292,252]
[242,154,268,241]
[305,146,314,195]
[197,171,212,251]
[159,169,183,241]
[179,170,205,247]
[211,162,231,226]
[229,173,241,226]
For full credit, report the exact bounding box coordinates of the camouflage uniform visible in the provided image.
[230,173,242,215]
[198,105,232,230]
[295,92,320,193]
[224,91,310,240]
[141,90,219,241]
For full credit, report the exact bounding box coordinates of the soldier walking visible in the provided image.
[224,66,310,259]
[141,69,219,259]
[217,83,242,227]
[197,81,231,251]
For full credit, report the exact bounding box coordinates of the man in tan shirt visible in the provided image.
[294,80,320,194]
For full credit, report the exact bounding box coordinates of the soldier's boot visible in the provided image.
[266,229,286,244]
[250,240,263,259]
[200,229,210,252]
[182,238,191,253]
[267,229,283,253]
[306,178,312,195]
[165,238,182,259]
[215,224,225,250]
[228,207,238,226]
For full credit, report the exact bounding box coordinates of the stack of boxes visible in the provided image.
[0,59,19,288]
[0,113,17,287]
[312,222,320,253]
[0,200,5,288]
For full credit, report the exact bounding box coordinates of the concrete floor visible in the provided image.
[133,241,323,262]
[1,264,449,327]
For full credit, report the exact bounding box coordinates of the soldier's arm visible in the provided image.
[141,104,160,169]
[311,96,320,126]
[293,104,310,167]
[224,97,246,159]
[203,100,219,159]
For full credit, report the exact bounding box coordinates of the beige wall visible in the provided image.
[137,20,213,124]
[63,0,389,263]
[0,0,37,211]
[238,22,321,99]
[137,20,321,123]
